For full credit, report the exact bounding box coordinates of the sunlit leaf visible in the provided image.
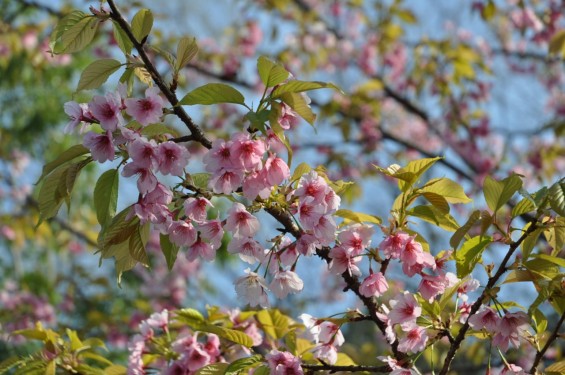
[199,324,253,347]
[272,80,341,98]
[131,9,153,42]
[77,59,122,91]
[549,179,565,216]
[335,209,382,225]
[483,174,522,213]
[420,177,472,204]
[280,92,315,125]
[112,20,133,55]
[224,355,262,375]
[176,37,198,71]
[257,56,289,87]
[455,235,492,278]
[56,16,99,54]
[179,83,245,106]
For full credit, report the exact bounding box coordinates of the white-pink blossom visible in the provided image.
[397,324,428,354]
[89,92,123,131]
[270,270,304,299]
[389,292,421,325]
[224,203,260,237]
[168,220,197,247]
[83,131,115,163]
[125,86,165,126]
[184,197,213,223]
[234,268,269,308]
[157,142,190,176]
[359,272,388,298]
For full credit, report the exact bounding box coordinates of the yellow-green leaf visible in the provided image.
[179,83,245,106]
[112,20,133,55]
[37,144,89,184]
[335,209,382,225]
[483,174,523,213]
[129,222,150,265]
[57,16,99,54]
[291,162,312,183]
[420,177,472,204]
[280,92,315,125]
[549,30,565,56]
[196,363,229,375]
[199,324,253,347]
[546,359,565,373]
[160,233,179,270]
[77,59,122,91]
[257,56,289,87]
[272,80,341,98]
[397,157,442,191]
[131,9,153,42]
[549,180,565,216]
[455,235,492,278]
[408,205,460,232]
[225,355,262,375]
[176,37,198,71]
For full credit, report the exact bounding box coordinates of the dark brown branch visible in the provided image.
[301,363,390,373]
[106,0,212,149]
[529,309,565,374]
[439,221,540,375]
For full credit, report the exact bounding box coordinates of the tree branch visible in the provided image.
[439,221,540,375]
[529,309,565,374]
[301,363,390,373]
[106,0,212,149]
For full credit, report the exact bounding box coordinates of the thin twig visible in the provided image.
[106,0,212,149]
[529,309,565,374]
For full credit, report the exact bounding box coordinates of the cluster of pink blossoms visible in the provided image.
[128,310,223,375]
[300,314,345,364]
[469,307,531,352]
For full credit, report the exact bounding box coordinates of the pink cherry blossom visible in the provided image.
[156,141,190,176]
[83,131,115,163]
[278,102,299,129]
[468,306,500,332]
[312,214,337,246]
[185,344,211,371]
[63,101,88,133]
[418,274,448,302]
[318,321,344,346]
[270,270,304,299]
[184,197,213,222]
[266,350,304,375]
[168,220,197,247]
[203,138,234,173]
[397,324,428,354]
[492,311,530,352]
[89,92,123,131]
[400,236,425,266]
[380,232,411,259]
[198,219,224,249]
[186,238,215,262]
[338,224,374,255]
[242,170,271,200]
[227,236,264,264]
[297,196,325,230]
[264,153,290,186]
[230,133,265,171]
[312,344,338,364]
[125,86,165,126]
[296,233,320,256]
[388,292,421,325]
[329,245,361,276]
[234,268,269,308]
[295,171,328,203]
[224,203,260,237]
[128,137,158,169]
[208,167,244,194]
[145,309,168,330]
[359,272,388,298]
[122,162,158,195]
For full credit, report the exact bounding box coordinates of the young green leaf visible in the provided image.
[175,37,198,71]
[334,209,382,225]
[224,356,262,375]
[38,167,68,224]
[549,179,565,216]
[290,162,312,183]
[112,20,133,55]
[129,223,150,266]
[483,174,523,213]
[455,235,492,278]
[280,92,316,125]
[407,205,460,232]
[56,16,99,54]
[397,157,442,191]
[98,206,139,249]
[179,83,245,106]
[419,177,472,204]
[131,9,153,42]
[77,59,122,91]
[272,80,341,98]
[199,324,253,347]
[196,364,229,375]
[257,56,289,87]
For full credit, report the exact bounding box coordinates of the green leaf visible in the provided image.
[224,355,262,375]
[397,157,442,192]
[196,363,229,375]
[131,9,153,42]
[37,144,89,184]
[252,366,270,375]
[51,11,86,47]
[546,359,565,373]
[199,324,254,347]
[255,309,289,340]
[77,59,122,91]
[175,37,198,71]
[420,178,472,204]
[549,30,565,56]
[334,209,382,225]
[549,180,565,216]
[257,56,289,87]
[175,308,205,327]
[140,123,180,138]
[546,217,565,254]
[535,253,565,268]
[455,235,492,278]
[483,174,523,213]
[93,169,119,227]
[38,167,68,224]
[421,192,450,213]
[160,234,179,270]
[129,222,150,266]
[188,173,211,190]
[290,162,312,183]
[179,83,245,106]
[56,16,99,54]
[280,92,316,125]
[98,206,139,249]
[521,225,543,261]
[407,205,460,232]
[512,197,536,218]
[272,80,341,98]
[112,20,133,55]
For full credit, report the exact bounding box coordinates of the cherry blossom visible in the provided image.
[397,324,428,354]
[234,268,269,308]
[389,292,422,325]
[83,131,115,163]
[359,271,388,298]
[224,203,260,237]
[89,92,124,131]
[269,270,304,299]
[266,350,304,375]
[125,86,165,126]
[156,141,190,176]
